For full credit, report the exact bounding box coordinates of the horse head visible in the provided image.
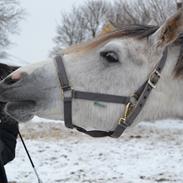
[0,9,183,134]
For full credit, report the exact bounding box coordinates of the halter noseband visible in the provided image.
[55,47,168,138]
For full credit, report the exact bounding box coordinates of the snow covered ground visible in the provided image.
[5,118,183,183]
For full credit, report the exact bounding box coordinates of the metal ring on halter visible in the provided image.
[148,69,161,89]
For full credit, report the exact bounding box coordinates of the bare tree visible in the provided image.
[54,0,110,48]
[0,0,23,59]
[54,7,87,47]
[148,0,176,24]
[53,0,177,50]
[107,0,150,26]
[109,0,176,27]
[81,0,110,38]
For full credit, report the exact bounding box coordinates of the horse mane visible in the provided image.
[115,25,183,78]
[64,24,183,78]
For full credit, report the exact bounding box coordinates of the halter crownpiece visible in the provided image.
[55,47,168,138]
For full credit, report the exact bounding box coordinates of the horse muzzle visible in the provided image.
[0,71,37,122]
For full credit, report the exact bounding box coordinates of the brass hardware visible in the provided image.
[118,102,133,125]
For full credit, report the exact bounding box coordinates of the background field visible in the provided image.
[5,118,183,183]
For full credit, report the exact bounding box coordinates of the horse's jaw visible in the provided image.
[5,101,36,122]
[0,59,64,122]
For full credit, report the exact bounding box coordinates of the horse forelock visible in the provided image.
[63,24,183,78]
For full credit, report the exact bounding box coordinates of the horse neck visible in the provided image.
[137,45,183,123]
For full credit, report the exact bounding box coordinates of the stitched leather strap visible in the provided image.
[64,97,73,128]
[73,90,130,104]
[73,126,113,137]
[55,55,71,91]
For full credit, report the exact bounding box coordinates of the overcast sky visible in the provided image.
[7,0,84,65]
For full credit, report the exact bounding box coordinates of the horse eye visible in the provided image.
[100,51,119,63]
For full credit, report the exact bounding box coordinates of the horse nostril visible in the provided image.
[4,76,20,85]
[4,71,27,85]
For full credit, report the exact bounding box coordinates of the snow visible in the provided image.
[31,116,62,124]
[5,119,183,183]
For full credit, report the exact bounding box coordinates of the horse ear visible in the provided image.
[99,22,116,35]
[157,8,183,47]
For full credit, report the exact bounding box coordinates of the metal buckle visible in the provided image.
[148,69,161,89]
[61,88,73,98]
[118,102,133,125]
[61,85,71,93]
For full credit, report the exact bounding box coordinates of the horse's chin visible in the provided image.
[5,101,36,122]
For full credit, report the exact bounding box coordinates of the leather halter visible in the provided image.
[55,47,168,138]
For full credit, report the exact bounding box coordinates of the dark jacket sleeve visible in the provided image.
[0,116,19,165]
[0,63,19,165]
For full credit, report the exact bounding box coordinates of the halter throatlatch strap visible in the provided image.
[55,47,168,138]
[111,47,168,137]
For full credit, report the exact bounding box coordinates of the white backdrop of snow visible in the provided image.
[5,118,183,183]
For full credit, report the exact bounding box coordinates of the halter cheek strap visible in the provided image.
[55,47,168,138]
